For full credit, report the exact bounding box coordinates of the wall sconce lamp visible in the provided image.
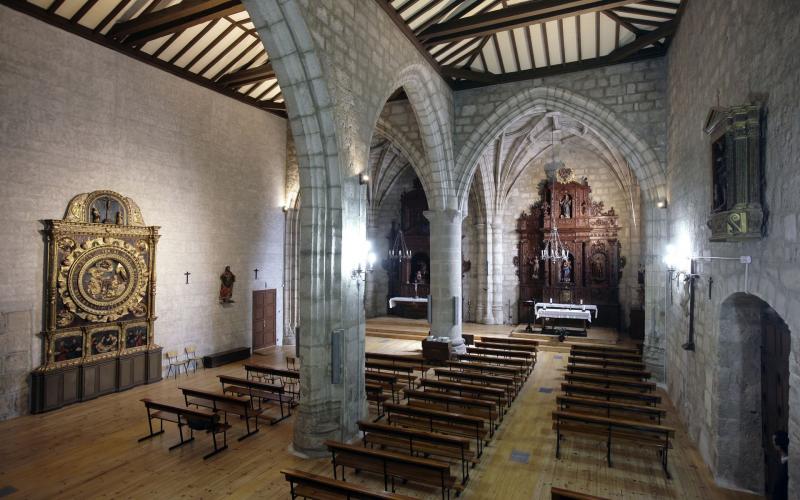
[351,240,377,280]
[282,205,289,213]
[359,173,370,185]
[656,199,668,209]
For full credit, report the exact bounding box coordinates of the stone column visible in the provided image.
[474,223,493,324]
[490,217,505,324]
[424,209,465,353]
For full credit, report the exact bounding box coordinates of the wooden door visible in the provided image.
[252,289,276,350]
[760,308,790,497]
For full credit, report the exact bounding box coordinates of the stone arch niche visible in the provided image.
[454,86,667,376]
[716,292,791,495]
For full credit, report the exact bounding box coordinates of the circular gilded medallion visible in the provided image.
[58,237,149,322]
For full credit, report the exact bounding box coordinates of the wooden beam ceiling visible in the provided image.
[417,0,640,46]
[377,0,684,91]
[109,0,245,46]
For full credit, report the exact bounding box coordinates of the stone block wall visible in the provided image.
[0,6,287,420]
[664,0,800,494]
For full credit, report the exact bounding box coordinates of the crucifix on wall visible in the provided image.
[184,271,191,284]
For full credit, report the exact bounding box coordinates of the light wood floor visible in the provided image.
[0,329,762,499]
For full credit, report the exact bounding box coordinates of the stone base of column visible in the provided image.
[450,336,467,355]
[491,305,505,325]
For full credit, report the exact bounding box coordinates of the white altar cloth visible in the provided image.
[534,302,598,319]
[389,297,428,309]
[535,308,593,322]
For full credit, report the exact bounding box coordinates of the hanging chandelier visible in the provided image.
[389,229,412,260]
[541,128,570,263]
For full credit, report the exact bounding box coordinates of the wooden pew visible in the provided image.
[366,360,416,387]
[552,410,675,478]
[244,363,300,403]
[561,382,662,406]
[138,398,230,459]
[480,336,539,347]
[466,347,535,374]
[384,402,488,457]
[566,363,651,380]
[366,352,428,377]
[556,395,667,424]
[474,341,537,353]
[563,373,657,392]
[420,378,508,415]
[282,469,416,499]
[366,382,390,420]
[405,388,499,432]
[180,387,261,440]
[457,353,529,375]
[569,343,640,355]
[358,420,476,485]
[570,348,642,361]
[551,486,609,500]
[433,368,517,400]
[217,374,292,423]
[446,360,524,390]
[324,440,460,500]
[568,355,646,370]
[365,371,404,403]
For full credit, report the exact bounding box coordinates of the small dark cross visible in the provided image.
[254,268,259,280]
[184,271,191,284]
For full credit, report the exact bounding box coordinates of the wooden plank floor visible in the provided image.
[0,337,761,499]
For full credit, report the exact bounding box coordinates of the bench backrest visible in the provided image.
[140,398,217,420]
[180,387,248,407]
[281,469,415,500]
[324,440,450,472]
[467,347,532,358]
[218,374,285,393]
[434,368,514,386]
[358,420,469,447]
[480,337,538,346]
[405,389,495,408]
[561,383,661,404]
[384,402,484,426]
[474,341,537,352]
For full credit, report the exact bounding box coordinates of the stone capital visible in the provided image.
[423,208,464,224]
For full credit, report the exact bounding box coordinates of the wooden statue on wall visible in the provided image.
[219,266,236,303]
[32,190,162,414]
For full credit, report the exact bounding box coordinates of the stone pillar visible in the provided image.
[424,209,465,353]
[474,223,493,324]
[490,217,505,324]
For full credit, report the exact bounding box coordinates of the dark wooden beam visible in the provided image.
[108,0,244,46]
[449,44,665,89]
[603,10,644,34]
[0,0,283,117]
[614,5,675,19]
[70,0,99,23]
[218,62,276,88]
[605,20,674,62]
[441,65,495,83]
[418,0,639,46]
[639,0,681,9]
[94,0,132,33]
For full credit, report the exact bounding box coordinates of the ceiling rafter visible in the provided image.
[417,0,641,46]
[218,62,276,88]
[108,0,245,46]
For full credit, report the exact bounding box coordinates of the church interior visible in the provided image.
[0,0,797,499]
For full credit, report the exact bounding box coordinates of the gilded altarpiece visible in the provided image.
[31,191,162,413]
[515,169,622,328]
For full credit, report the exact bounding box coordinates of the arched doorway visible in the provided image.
[718,293,790,497]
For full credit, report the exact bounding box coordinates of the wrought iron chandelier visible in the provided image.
[388,229,412,260]
[540,128,570,263]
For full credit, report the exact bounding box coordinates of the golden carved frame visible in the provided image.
[39,190,160,371]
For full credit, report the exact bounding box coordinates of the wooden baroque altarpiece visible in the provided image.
[31,190,162,413]
[515,168,622,328]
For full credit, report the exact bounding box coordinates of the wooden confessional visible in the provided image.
[515,168,622,328]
